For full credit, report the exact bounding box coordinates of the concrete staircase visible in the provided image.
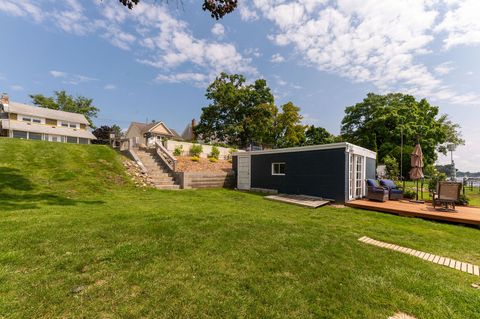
[135,148,180,190]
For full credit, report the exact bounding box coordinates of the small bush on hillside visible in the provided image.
[191,156,200,162]
[190,144,203,157]
[210,146,220,159]
[173,145,183,156]
[383,155,399,180]
[209,157,218,163]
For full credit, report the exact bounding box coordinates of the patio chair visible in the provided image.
[432,181,462,211]
[380,179,404,200]
[366,179,389,202]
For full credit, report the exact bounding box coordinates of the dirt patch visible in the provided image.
[175,156,233,173]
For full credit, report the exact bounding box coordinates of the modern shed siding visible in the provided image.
[250,148,346,203]
[366,157,376,180]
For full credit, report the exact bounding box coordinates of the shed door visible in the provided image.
[237,155,251,190]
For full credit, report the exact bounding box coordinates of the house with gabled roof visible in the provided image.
[125,121,183,147]
[0,93,96,144]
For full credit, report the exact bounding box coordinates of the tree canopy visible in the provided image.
[92,125,122,144]
[117,0,238,19]
[30,91,99,127]
[341,93,464,178]
[195,73,337,149]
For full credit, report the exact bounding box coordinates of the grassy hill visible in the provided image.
[0,138,479,318]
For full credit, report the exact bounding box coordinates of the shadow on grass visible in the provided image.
[0,167,105,211]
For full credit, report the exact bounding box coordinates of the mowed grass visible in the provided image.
[0,139,480,318]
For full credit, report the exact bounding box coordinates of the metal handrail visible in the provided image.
[155,141,177,172]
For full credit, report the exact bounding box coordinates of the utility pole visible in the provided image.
[447,143,456,181]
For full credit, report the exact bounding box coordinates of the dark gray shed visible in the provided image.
[232,142,376,203]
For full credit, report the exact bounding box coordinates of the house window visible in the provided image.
[61,123,69,127]
[12,130,28,139]
[69,123,77,128]
[272,162,286,175]
[79,138,88,145]
[29,132,42,140]
[32,118,41,123]
[66,136,78,144]
[22,117,32,122]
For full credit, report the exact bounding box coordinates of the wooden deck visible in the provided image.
[346,199,480,226]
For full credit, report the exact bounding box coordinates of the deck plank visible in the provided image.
[346,199,480,226]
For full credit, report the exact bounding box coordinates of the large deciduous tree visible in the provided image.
[196,73,310,149]
[117,0,237,19]
[304,125,337,146]
[195,73,275,148]
[30,91,99,127]
[341,93,464,178]
[92,125,122,144]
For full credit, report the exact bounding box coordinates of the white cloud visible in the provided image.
[253,0,479,106]
[0,0,43,22]
[0,73,6,81]
[9,85,23,91]
[435,0,480,49]
[0,1,256,86]
[245,48,262,57]
[104,84,116,90]
[271,53,285,63]
[49,70,98,85]
[239,4,259,21]
[50,70,67,78]
[156,72,208,87]
[211,23,225,37]
[434,62,454,76]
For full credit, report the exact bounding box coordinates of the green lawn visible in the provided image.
[1,139,479,318]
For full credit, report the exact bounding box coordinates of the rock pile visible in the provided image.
[123,159,155,188]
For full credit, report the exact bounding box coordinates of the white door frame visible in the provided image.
[348,153,366,200]
[237,155,251,190]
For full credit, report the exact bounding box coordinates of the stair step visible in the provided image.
[155,185,180,190]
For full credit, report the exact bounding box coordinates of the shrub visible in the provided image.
[210,146,220,159]
[458,194,470,206]
[209,157,218,163]
[173,145,183,156]
[403,189,417,199]
[189,144,203,157]
[383,155,399,180]
[191,156,200,162]
[427,167,447,193]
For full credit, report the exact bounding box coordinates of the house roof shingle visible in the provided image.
[4,102,90,125]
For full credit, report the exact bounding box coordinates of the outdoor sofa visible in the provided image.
[379,179,404,200]
[366,179,389,202]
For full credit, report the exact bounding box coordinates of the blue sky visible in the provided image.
[1,0,479,171]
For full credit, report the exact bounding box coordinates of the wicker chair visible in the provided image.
[366,179,389,202]
[432,181,462,211]
[379,179,404,200]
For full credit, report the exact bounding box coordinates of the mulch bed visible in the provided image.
[175,156,233,173]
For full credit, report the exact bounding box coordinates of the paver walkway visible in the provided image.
[359,236,480,276]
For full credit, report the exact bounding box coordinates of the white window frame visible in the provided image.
[59,121,78,129]
[20,116,44,124]
[271,162,286,176]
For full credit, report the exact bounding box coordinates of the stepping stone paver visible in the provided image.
[358,236,479,277]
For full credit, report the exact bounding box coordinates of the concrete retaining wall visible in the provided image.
[165,140,241,160]
[175,171,235,189]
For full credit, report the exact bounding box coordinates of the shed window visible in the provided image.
[272,163,286,175]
